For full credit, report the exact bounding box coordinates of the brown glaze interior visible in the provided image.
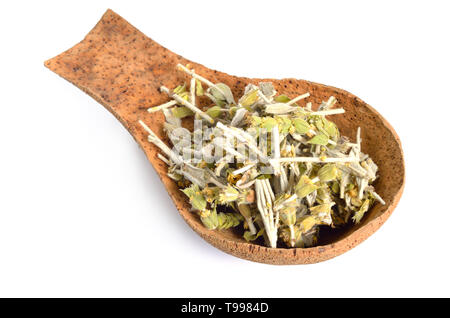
[44,9,405,264]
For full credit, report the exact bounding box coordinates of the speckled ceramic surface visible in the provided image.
[45,9,405,264]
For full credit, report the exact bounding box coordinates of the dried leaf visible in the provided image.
[210,83,235,104]
[274,95,291,103]
[195,79,204,96]
[259,82,276,98]
[295,175,318,199]
[172,106,194,118]
[318,164,338,182]
[218,186,240,204]
[206,105,223,118]
[244,228,264,242]
[308,132,329,145]
[173,84,186,95]
[276,116,292,134]
[182,184,207,211]
[298,216,318,233]
[352,199,370,224]
[261,117,278,132]
[217,212,242,230]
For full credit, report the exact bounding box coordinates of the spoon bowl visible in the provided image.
[45,9,404,264]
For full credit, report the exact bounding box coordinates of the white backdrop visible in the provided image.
[1,0,449,297]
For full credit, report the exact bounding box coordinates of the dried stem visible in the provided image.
[177,64,226,96]
[147,100,177,113]
[138,120,182,165]
[160,86,214,123]
[287,92,310,105]
[308,109,345,116]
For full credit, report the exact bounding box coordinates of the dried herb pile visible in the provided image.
[139,64,384,248]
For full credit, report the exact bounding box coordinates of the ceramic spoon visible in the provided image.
[45,10,404,264]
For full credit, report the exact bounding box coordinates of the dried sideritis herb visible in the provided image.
[139,64,384,248]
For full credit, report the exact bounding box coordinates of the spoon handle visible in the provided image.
[45,9,201,218]
[45,9,189,142]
